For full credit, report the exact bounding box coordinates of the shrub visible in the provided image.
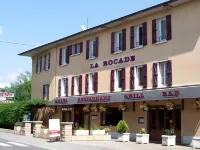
[105,128,111,133]
[165,128,175,135]
[139,128,146,134]
[116,120,129,134]
[92,124,100,130]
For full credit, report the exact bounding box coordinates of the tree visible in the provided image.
[5,71,32,101]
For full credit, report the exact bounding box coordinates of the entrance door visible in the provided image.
[62,111,72,122]
[74,105,84,128]
[148,106,181,143]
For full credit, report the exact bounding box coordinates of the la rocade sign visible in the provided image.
[77,96,111,103]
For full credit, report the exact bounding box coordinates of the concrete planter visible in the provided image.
[90,130,105,135]
[118,133,130,142]
[193,137,200,149]
[162,135,176,146]
[74,130,89,136]
[136,134,149,144]
[41,129,49,134]
[14,126,22,135]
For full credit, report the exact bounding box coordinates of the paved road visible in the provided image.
[0,138,47,150]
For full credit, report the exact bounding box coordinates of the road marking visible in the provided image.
[0,142,11,146]
[7,142,28,147]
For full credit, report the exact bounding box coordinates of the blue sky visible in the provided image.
[0,0,166,88]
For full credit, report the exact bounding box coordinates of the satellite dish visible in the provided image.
[81,25,86,31]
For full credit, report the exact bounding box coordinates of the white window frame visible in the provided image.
[37,57,41,73]
[61,48,67,66]
[114,31,122,53]
[44,84,49,100]
[74,76,80,95]
[157,17,167,43]
[114,69,122,92]
[89,73,95,94]
[134,25,143,48]
[61,78,68,96]
[44,54,49,70]
[134,65,143,89]
[71,43,81,56]
[89,39,96,59]
[157,61,167,87]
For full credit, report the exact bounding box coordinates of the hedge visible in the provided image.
[0,99,49,129]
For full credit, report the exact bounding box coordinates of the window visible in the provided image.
[61,48,67,65]
[157,17,166,42]
[159,62,167,85]
[135,66,143,88]
[134,25,143,47]
[44,53,50,70]
[89,39,96,59]
[114,31,122,52]
[61,78,68,96]
[72,43,81,55]
[115,69,122,91]
[43,84,49,100]
[36,57,42,73]
[89,73,95,93]
[101,108,122,126]
[74,76,80,95]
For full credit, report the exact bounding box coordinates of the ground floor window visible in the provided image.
[100,107,122,126]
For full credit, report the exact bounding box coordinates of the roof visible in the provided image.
[19,0,191,57]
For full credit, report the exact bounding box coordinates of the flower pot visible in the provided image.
[74,130,89,136]
[136,134,149,144]
[14,126,22,135]
[90,130,105,135]
[162,135,176,146]
[118,133,130,142]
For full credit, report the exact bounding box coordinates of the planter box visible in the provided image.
[193,137,200,149]
[118,133,130,142]
[41,129,49,134]
[14,126,22,135]
[74,130,89,136]
[90,130,105,136]
[136,134,149,144]
[162,135,176,146]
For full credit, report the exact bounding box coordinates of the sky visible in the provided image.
[0,0,166,88]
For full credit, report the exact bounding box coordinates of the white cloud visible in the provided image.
[0,26,3,35]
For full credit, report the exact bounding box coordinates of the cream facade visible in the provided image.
[20,0,200,145]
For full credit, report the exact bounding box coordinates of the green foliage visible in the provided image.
[139,128,146,134]
[165,128,175,135]
[116,120,129,134]
[0,99,49,129]
[99,126,105,130]
[105,128,111,133]
[92,124,100,130]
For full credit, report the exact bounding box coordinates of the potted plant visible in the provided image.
[14,122,22,134]
[117,120,130,142]
[166,102,175,110]
[105,128,111,135]
[162,128,176,146]
[41,125,49,134]
[90,124,105,135]
[74,125,89,136]
[82,105,90,113]
[91,105,98,112]
[140,103,148,111]
[98,105,106,112]
[193,100,200,110]
[118,104,127,112]
[136,128,149,144]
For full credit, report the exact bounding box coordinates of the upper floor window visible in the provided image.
[136,66,143,88]
[152,60,172,88]
[110,68,125,92]
[152,15,172,44]
[59,48,67,66]
[135,25,143,47]
[85,73,98,94]
[44,53,50,71]
[89,73,95,94]
[43,84,49,100]
[36,56,42,73]
[72,75,82,96]
[72,43,81,56]
[74,76,80,95]
[58,78,68,97]
[115,31,122,52]
[86,38,98,60]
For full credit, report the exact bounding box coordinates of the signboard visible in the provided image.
[77,96,111,103]
[0,92,14,98]
[62,108,72,111]
[49,119,60,138]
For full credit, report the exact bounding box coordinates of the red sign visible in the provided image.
[78,96,111,103]
[162,90,180,98]
[124,93,144,100]
[55,99,68,104]
[0,92,14,98]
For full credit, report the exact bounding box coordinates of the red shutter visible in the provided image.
[65,78,68,97]
[71,77,74,96]
[122,68,126,90]
[94,72,98,93]
[44,54,46,70]
[122,28,126,51]
[47,84,49,100]
[43,85,45,99]
[66,45,72,64]
[111,32,115,54]
[167,60,172,86]
[130,67,135,90]
[40,56,42,72]
[80,42,83,53]
[58,79,61,97]
[143,64,147,88]
[86,40,89,60]
[130,26,135,49]
[36,58,38,73]
[153,63,158,88]
[79,75,82,95]
[59,48,62,66]
[85,74,89,94]
[142,22,147,46]
[110,70,115,92]
[48,53,51,70]
[95,37,99,58]
[152,19,157,44]
[166,15,172,40]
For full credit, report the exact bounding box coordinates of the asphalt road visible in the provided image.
[0,138,47,150]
